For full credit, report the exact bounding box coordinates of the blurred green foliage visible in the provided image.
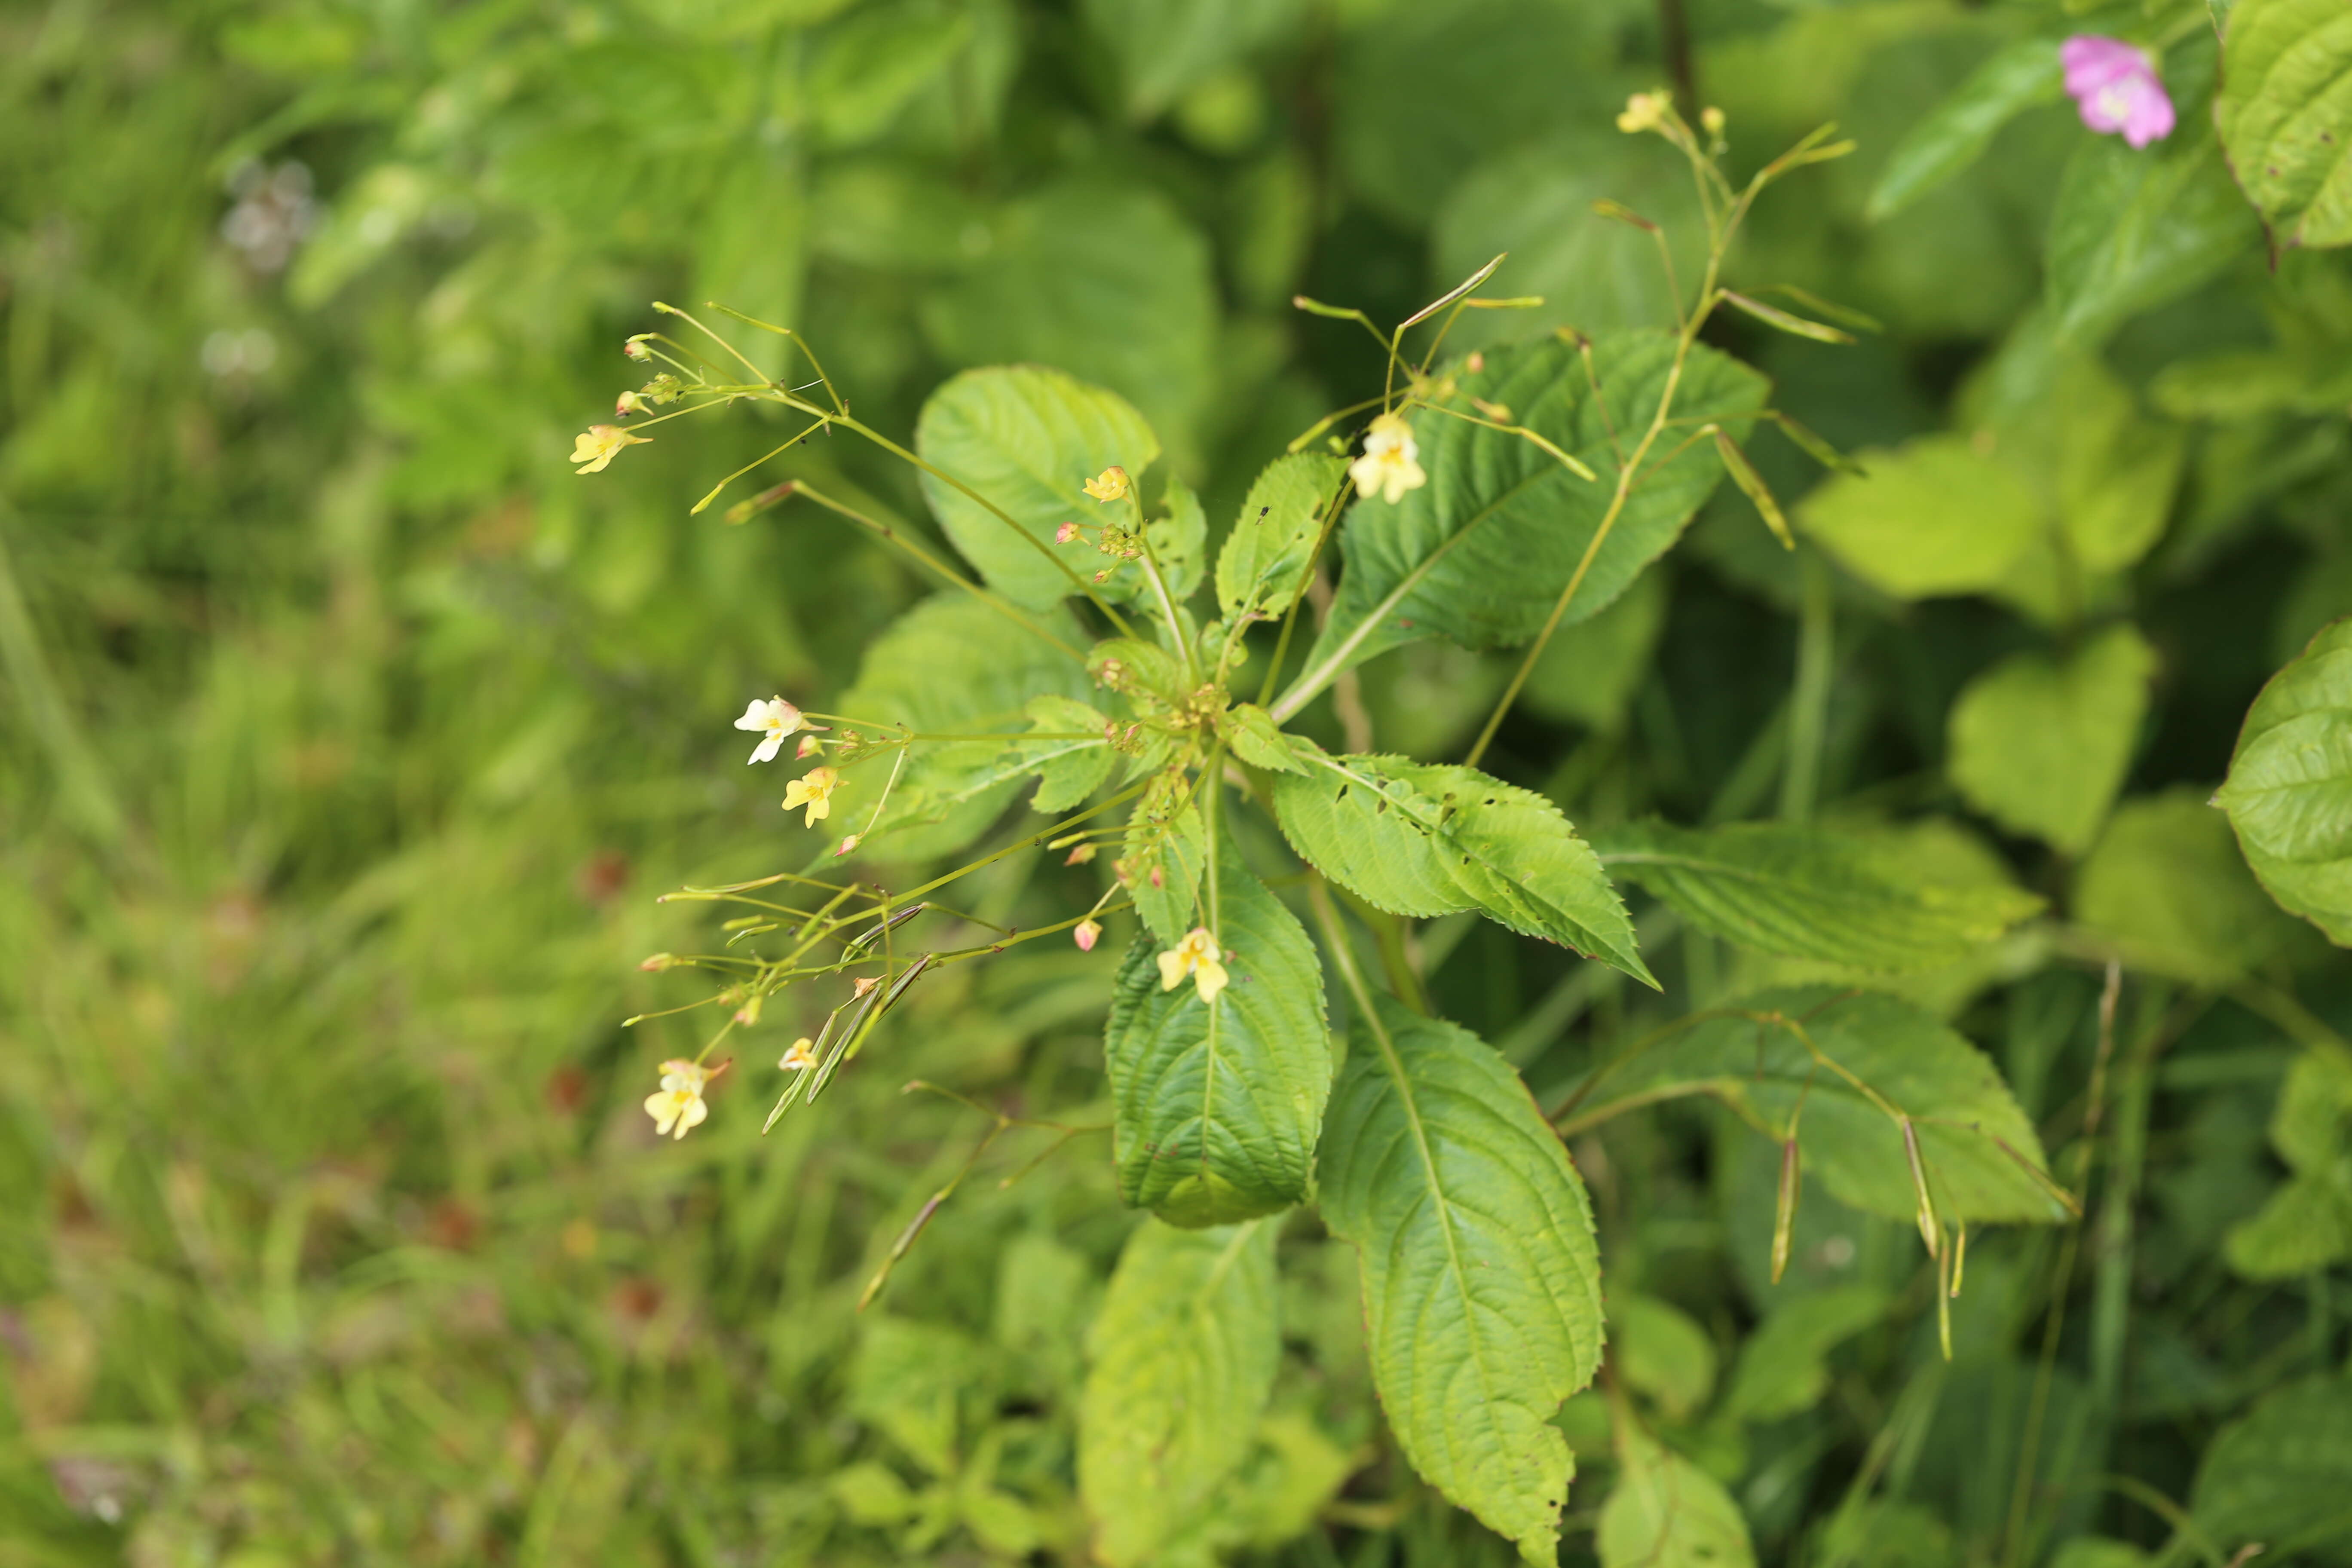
[1,0,2349,1565]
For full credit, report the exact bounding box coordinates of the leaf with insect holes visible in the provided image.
[1079,1218,1281,1566]
[1561,987,2067,1225]
[1592,819,2044,972]
[1320,996,1605,1566]
[1103,839,1329,1225]
[1271,742,1650,983]
[2217,0,2352,249]
[1294,332,1766,689]
[1216,452,1348,623]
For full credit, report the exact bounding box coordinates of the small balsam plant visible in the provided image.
[589,97,2082,1563]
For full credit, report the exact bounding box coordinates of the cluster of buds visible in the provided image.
[616,372,684,418]
[1105,719,1148,755]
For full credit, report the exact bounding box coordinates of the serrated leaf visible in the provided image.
[1078,1219,1280,1567]
[1565,987,2067,1225]
[1222,702,1304,774]
[1948,623,2157,855]
[1319,995,1604,1565]
[1216,452,1347,623]
[1296,332,1767,686]
[2216,618,2352,943]
[1020,695,1115,813]
[1597,1430,1756,1568]
[2218,0,2352,248]
[1798,434,2044,599]
[1104,840,1329,1225]
[1271,744,1651,984]
[1123,777,1209,945]
[1592,820,2044,973]
[2077,790,2297,984]
[836,594,1095,861]
[914,365,1160,610]
[2193,1376,2352,1558]
[1867,36,2067,222]
[2047,131,2260,341]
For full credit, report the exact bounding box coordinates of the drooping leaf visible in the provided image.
[2217,0,2352,248]
[1078,1219,1280,1567]
[1720,1286,1891,1422]
[1104,840,1329,1225]
[1019,695,1116,813]
[835,593,1095,860]
[1271,744,1651,983]
[1592,820,2044,972]
[2046,131,2260,341]
[914,365,1160,610]
[2216,618,2352,943]
[1947,623,2158,855]
[1867,35,2067,221]
[1296,332,1767,687]
[2193,1376,2352,1559]
[1798,434,2044,599]
[1563,987,2068,1225]
[2077,790,2299,984]
[1216,452,1347,624]
[1319,995,1605,1565]
[1597,1429,1757,1568]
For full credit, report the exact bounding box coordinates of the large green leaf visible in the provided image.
[1103,841,1329,1225]
[1597,1430,1757,1568]
[1319,996,1605,1565]
[1271,744,1651,984]
[2076,790,2298,984]
[1947,622,2157,855]
[2047,132,2260,341]
[1593,820,2044,973]
[2218,0,2352,249]
[835,593,1095,860]
[1215,452,1348,624]
[2193,1376,2352,1561]
[2216,618,2352,943]
[1295,332,1767,687]
[1867,35,2067,222]
[1078,1219,1280,1567]
[1563,987,2067,1225]
[1798,434,2043,599]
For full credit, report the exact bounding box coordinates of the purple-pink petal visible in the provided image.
[2059,34,2174,148]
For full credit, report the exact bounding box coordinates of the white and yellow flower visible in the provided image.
[734,696,806,765]
[1349,413,1427,505]
[779,1037,818,1072]
[571,423,650,474]
[783,766,842,827]
[1156,927,1229,1004]
[643,1059,710,1140]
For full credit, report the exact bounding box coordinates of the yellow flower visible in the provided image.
[1082,466,1131,502]
[782,766,842,827]
[779,1038,818,1072]
[572,424,650,474]
[1156,927,1229,1004]
[734,695,805,765]
[643,1059,710,1140]
[1349,413,1427,505]
[1617,90,1669,134]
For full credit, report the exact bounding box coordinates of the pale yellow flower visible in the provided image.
[1350,414,1427,505]
[643,1058,710,1139]
[572,423,651,474]
[1617,90,1669,134]
[735,696,805,765]
[783,766,842,827]
[779,1037,818,1072]
[1701,105,1726,136]
[1156,927,1229,1004]
[1082,466,1131,502]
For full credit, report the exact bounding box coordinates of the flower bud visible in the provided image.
[624,337,651,361]
[639,952,678,971]
[616,389,649,417]
[796,733,823,759]
[1056,521,1080,544]
[1064,843,1097,866]
[1074,919,1103,952]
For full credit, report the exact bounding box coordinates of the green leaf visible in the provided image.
[2218,0,2352,248]
[2193,1376,2352,1558]
[836,594,1095,861]
[2216,618,2352,943]
[1798,434,2044,599]
[1104,840,1329,1225]
[1319,995,1605,1565]
[1867,36,2067,222]
[1612,1294,1716,1419]
[913,364,1160,611]
[1222,702,1305,774]
[2047,132,2260,341]
[1948,623,2158,855]
[1019,695,1115,813]
[2077,789,2297,984]
[1271,744,1651,984]
[850,1316,980,1476]
[2055,363,2189,574]
[807,0,973,148]
[1565,987,2068,1225]
[1592,820,2045,973]
[1078,1219,1280,1567]
[921,180,1218,451]
[1080,0,1305,120]
[1299,332,1767,683]
[1597,1430,1757,1568]
[2225,1045,2352,1278]
[1123,775,1210,946]
[1148,475,1207,603]
[1720,1286,1890,1422]
[1519,564,1667,732]
[1215,453,1347,624]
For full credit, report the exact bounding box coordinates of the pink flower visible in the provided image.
[2061,36,2174,149]
[1074,919,1102,952]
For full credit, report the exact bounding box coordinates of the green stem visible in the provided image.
[1779,551,1834,821]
